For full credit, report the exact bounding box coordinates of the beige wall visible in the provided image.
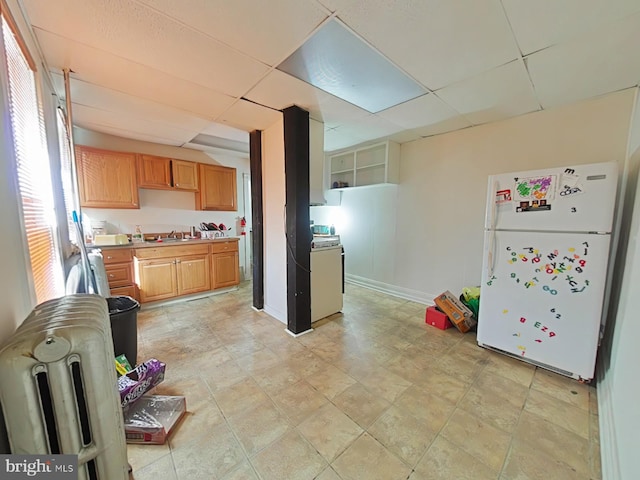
[261,117,287,323]
[336,89,635,303]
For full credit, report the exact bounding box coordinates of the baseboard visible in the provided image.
[263,304,286,325]
[139,286,238,310]
[597,356,620,480]
[345,273,435,305]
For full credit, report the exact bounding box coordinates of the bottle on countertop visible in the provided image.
[132,225,144,243]
[330,224,336,235]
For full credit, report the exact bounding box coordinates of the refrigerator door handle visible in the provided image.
[487,229,496,278]
[486,178,498,277]
[488,178,498,230]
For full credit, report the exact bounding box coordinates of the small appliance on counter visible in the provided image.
[311,224,336,235]
[93,234,129,246]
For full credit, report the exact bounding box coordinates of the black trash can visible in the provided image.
[107,296,140,366]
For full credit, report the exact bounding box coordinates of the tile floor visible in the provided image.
[128,282,601,480]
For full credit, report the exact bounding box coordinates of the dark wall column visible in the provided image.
[249,130,264,310]
[283,106,312,334]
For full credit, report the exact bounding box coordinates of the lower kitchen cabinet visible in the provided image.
[211,240,239,288]
[136,258,178,303]
[176,255,211,295]
[134,244,211,303]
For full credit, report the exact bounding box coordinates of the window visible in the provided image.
[57,107,79,246]
[2,12,64,303]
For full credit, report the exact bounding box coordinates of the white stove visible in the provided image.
[311,234,341,250]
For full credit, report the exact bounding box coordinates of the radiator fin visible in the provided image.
[70,361,92,446]
[35,371,60,454]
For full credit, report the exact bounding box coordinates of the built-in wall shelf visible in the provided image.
[329,140,399,189]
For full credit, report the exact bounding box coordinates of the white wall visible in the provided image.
[598,87,640,480]
[262,117,287,323]
[73,127,251,275]
[335,89,635,304]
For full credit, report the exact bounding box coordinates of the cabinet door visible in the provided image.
[176,255,210,295]
[172,160,199,191]
[137,259,177,302]
[76,146,139,208]
[138,154,172,189]
[196,164,237,211]
[212,252,239,288]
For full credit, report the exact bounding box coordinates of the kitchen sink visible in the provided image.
[145,238,189,243]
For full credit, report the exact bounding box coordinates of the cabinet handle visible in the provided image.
[107,255,113,260]
[109,274,114,278]
[175,183,180,187]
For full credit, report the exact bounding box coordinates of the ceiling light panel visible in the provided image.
[277,20,426,113]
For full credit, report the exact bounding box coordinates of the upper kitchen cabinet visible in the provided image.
[137,154,171,189]
[329,140,400,189]
[75,145,139,209]
[196,164,237,211]
[172,159,199,191]
[138,155,199,191]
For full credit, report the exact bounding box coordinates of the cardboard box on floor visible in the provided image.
[425,306,453,330]
[434,291,477,333]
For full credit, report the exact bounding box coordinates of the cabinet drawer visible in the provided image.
[135,244,209,259]
[210,241,239,254]
[110,285,138,299]
[105,263,133,287]
[103,248,133,264]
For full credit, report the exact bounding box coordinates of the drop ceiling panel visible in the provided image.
[436,60,540,125]
[324,128,369,152]
[245,69,329,118]
[316,95,371,129]
[199,123,250,144]
[331,114,404,145]
[23,0,269,97]
[526,12,640,109]
[71,104,203,145]
[51,74,210,133]
[33,28,236,119]
[502,0,640,55]
[216,99,283,132]
[377,93,465,130]
[326,0,520,90]
[76,122,186,146]
[136,0,330,66]
[390,116,473,142]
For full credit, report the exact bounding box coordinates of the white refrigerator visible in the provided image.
[477,161,618,381]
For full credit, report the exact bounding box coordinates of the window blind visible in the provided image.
[2,15,64,303]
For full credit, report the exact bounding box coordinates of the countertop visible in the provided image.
[86,237,239,250]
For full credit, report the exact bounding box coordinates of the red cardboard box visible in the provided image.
[425,306,453,330]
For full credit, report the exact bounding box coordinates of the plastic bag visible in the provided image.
[460,286,480,320]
